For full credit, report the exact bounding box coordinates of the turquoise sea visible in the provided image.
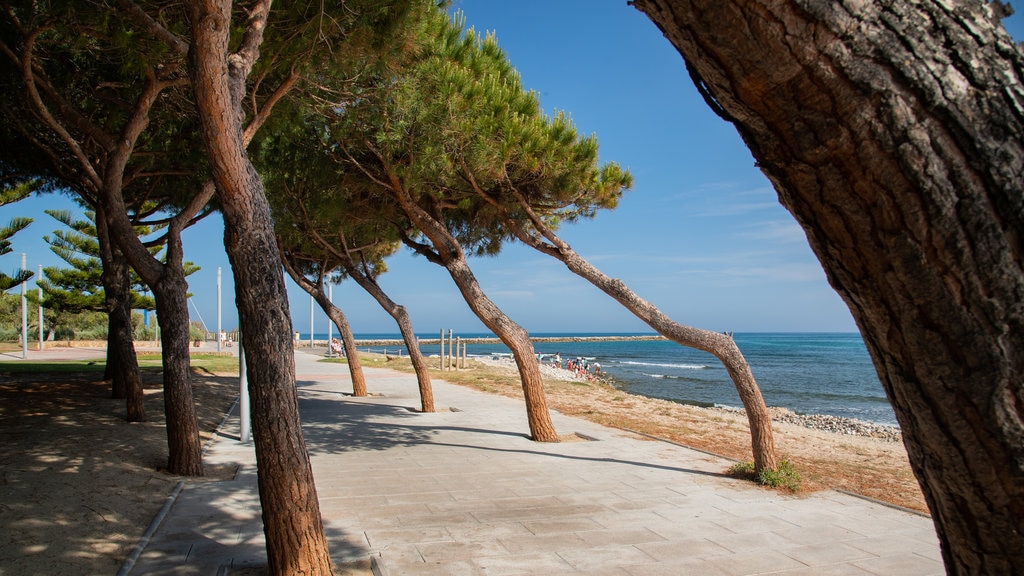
[306,331,897,427]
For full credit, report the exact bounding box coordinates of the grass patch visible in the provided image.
[0,360,105,373]
[1,353,239,376]
[730,459,802,492]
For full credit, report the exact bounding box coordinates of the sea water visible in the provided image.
[313,331,897,427]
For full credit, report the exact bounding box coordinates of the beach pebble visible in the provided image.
[718,406,903,442]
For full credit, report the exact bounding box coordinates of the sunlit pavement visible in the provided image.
[125,349,943,575]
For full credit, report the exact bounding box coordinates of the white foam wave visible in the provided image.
[620,360,708,370]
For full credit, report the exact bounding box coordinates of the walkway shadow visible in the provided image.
[297,395,733,481]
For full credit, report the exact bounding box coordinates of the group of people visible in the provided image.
[564,356,601,378]
[539,353,602,380]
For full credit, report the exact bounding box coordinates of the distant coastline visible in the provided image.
[350,334,668,347]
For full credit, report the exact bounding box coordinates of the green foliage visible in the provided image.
[0,180,36,291]
[327,6,632,259]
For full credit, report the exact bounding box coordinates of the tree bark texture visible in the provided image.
[632,0,1023,572]
[151,273,204,476]
[344,266,435,412]
[103,248,146,422]
[444,256,560,441]
[96,207,146,421]
[186,2,333,573]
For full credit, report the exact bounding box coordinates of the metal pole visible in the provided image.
[21,254,28,359]
[216,268,222,352]
[309,294,314,349]
[439,329,444,370]
[326,283,333,358]
[239,333,250,442]
[37,265,43,351]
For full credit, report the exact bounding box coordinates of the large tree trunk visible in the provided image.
[96,208,145,421]
[105,254,146,421]
[151,272,203,476]
[345,265,435,412]
[445,256,559,441]
[186,2,333,573]
[632,0,1024,572]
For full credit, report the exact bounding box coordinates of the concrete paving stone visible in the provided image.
[846,533,942,560]
[472,551,576,575]
[768,563,878,575]
[414,539,511,563]
[622,557,733,576]
[707,529,803,554]
[555,544,658,571]
[520,516,606,535]
[363,526,451,548]
[644,517,741,540]
[852,553,946,575]
[783,541,879,566]
[775,523,866,546]
[707,549,810,575]
[635,535,733,561]
[444,521,534,541]
[574,527,668,547]
[497,532,588,554]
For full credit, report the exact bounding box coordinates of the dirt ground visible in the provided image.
[0,351,239,576]
[0,347,926,576]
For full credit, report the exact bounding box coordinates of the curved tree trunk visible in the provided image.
[632,0,1024,572]
[559,245,776,471]
[492,185,777,470]
[186,3,333,572]
[444,256,559,441]
[317,294,368,397]
[390,185,558,441]
[277,251,371,397]
[344,265,435,412]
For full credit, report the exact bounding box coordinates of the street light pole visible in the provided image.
[20,254,27,359]
[37,265,43,351]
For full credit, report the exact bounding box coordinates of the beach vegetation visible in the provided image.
[633,0,1024,570]
[729,459,801,491]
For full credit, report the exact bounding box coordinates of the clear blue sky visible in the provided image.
[4,2,1023,336]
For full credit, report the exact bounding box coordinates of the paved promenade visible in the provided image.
[125,349,943,575]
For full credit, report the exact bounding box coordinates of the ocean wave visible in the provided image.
[620,360,708,370]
